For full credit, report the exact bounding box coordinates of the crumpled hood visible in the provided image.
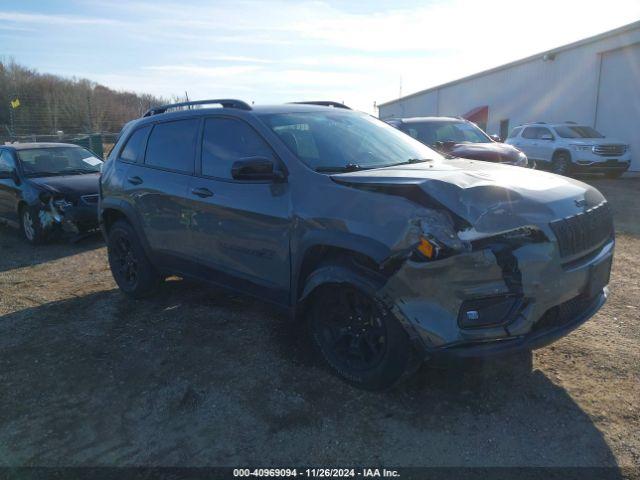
[447,142,523,163]
[331,159,605,235]
[28,173,100,200]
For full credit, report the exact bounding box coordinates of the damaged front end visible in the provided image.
[33,191,99,237]
[332,163,614,362]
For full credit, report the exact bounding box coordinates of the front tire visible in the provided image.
[551,152,571,176]
[107,219,161,298]
[307,285,411,390]
[20,205,48,245]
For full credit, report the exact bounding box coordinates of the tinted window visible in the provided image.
[120,126,150,162]
[401,121,491,146]
[537,128,553,139]
[555,125,604,138]
[201,118,273,179]
[0,150,16,173]
[145,119,199,174]
[521,127,537,139]
[507,127,522,138]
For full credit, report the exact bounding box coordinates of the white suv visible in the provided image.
[506,122,631,178]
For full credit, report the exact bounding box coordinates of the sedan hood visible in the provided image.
[331,159,605,235]
[447,142,523,164]
[28,173,100,200]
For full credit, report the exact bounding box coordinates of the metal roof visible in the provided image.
[378,20,640,108]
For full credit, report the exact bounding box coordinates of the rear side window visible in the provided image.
[507,127,522,138]
[145,119,199,174]
[120,126,150,163]
[201,118,274,179]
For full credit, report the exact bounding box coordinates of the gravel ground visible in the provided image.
[0,177,638,471]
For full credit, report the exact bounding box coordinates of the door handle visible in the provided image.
[127,176,143,185]
[190,187,214,198]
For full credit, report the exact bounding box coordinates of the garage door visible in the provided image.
[596,43,640,172]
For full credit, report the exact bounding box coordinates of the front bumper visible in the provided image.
[572,152,631,173]
[381,237,613,361]
[61,205,100,232]
[427,289,606,362]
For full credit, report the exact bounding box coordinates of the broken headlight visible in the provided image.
[53,198,73,211]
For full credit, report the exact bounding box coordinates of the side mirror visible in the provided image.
[0,169,20,184]
[489,134,502,142]
[540,133,554,141]
[231,157,284,181]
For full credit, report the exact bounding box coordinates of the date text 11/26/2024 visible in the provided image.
[233,468,400,478]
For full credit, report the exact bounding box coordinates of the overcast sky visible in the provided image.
[2,0,639,113]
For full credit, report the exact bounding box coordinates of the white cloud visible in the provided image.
[144,64,262,77]
[5,0,640,114]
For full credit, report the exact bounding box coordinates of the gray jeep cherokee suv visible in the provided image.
[100,99,614,390]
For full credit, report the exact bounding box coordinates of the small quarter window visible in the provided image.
[120,126,151,163]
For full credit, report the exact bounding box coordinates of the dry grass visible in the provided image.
[0,177,638,469]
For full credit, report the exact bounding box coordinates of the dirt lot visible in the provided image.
[0,178,638,470]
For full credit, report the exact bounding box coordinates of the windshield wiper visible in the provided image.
[379,158,431,168]
[315,163,369,173]
[25,171,65,177]
[60,169,99,175]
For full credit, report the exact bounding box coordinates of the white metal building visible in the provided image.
[378,21,640,172]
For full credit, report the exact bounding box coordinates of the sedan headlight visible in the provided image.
[515,152,528,167]
[53,198,73,211]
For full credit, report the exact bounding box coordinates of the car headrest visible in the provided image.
[34,154,58,172]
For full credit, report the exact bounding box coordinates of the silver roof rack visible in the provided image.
[143,99,251,117]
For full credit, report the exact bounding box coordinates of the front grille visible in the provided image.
[550,201,613,258]
[593,144,626,156]
[532,294,595,333]
[81,194,99,205]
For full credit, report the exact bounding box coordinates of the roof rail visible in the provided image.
[289,101,351,110]
[143,99,251,117]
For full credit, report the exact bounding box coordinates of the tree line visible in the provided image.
[0,59,167,140]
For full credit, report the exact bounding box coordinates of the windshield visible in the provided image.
[403,121,492,146]
[16,147,103,177]
[261,111,442,172]
[554,125,604,139]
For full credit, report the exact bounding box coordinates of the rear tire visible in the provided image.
[107,219,161,298]
[551,152,571,176]
[307,284,411,390]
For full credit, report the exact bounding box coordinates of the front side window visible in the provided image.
[521,127,537,139]
[261,111,443,172]
[145,119,199,174]
[120,125,151,163]
[537,128,553,139]
[0,150,16,173]
[201,118,274,179]
[554,125,604,139]
[403,121,492,146]
[16,147,103,177]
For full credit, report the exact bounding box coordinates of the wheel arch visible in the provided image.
[100,199,153,257]
[553,148,572,162]
[292,234,391,312]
